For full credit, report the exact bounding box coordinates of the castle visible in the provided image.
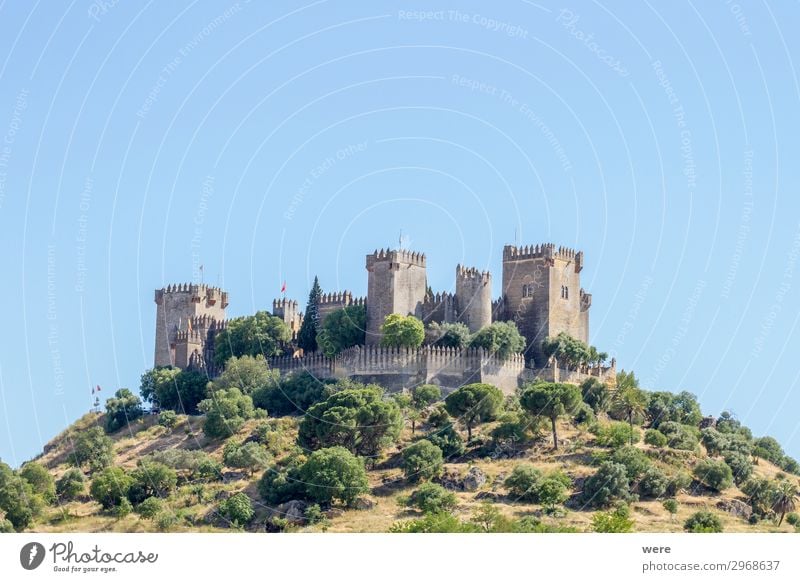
[153,243,615,393]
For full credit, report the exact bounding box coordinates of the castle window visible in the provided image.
[561,286,569,300]
[522,283,534,298]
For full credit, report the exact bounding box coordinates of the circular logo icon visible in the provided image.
[19,542,46,570]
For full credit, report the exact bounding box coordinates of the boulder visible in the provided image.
[716,499,752,520]
[353,496,376,510]
[268,500,308,525]
[462,467,487,492]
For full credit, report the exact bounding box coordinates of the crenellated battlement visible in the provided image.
[366,248,426,268]
[273,298,298,310]
[155,283,229,308]
[174,329,205,343]
[319,291,352,305]
[456,264,491,283]
[425,291,456,304]
[502,243,584,273]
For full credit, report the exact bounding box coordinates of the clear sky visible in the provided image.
[1,1,799,466]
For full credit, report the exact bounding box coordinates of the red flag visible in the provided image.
[281,281,286,293]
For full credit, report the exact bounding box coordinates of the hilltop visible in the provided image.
[3,365,799,534]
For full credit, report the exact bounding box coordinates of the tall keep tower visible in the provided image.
[501,244,590,366]
[154,284,228,368]
[455,265,492,333]
[365,249,427,345]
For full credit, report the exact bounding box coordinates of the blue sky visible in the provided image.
[1,1,799,466]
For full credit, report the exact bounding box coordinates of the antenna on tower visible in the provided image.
[399,229,403,249]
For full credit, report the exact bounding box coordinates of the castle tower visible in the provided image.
[455,265,492,333]
[365,248,427,345]
[501,244,589,366]
[272,298,302,340]
[154,284,229,368]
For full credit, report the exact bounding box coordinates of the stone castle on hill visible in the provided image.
[153,243,615,393]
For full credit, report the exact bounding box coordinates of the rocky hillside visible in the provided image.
[7,387,799,534]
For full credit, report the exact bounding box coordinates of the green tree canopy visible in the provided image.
[128,462,178,504]
[380,314,425,348]
[444,383,504,441]
[253,371,332,415]
[297,276,323,352]
[104,388,144,433]
[214,311,291,367]
[140,367,209,414]
[55,468,86,501]
[540,332,605,369]
[19,462,56,504]
[210,354,279,396]
[425,321,471,348]
[68,426,114,472]
[0,461,43,531]
[297,385,403,458]
[198,388,256,439]
[401,439,444,482]
[89,466,133,510]
[468,321,525,359]
[519,382,581,450]
[317,304,366,357]
[299,446,369,507]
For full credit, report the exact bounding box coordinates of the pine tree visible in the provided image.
[298,276,322,352]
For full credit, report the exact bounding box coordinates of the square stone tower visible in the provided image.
[154,284,228,368]
[501,244,590,366]
[365,248,427,345]
[455,265,492,333]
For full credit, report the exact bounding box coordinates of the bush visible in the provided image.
[752,436,784,465]
[56,468,86,501]
[380,314,425,348]
[723,451,753,485]
[223,442,272,476]
[646,391,702,429]
[583,462,633,507]
[128,462,178,504]
[638,466,669,498]
[0,462,42,531]
[136,496,163,519]
[111,497,133,519]
[644,429,668,448]
[90,467,133,510]
[210,354,279,396]
[68,426,114,472]
[693,459,733,492]
[580,378,611,413]
[425,321,471,348]
[401,440,444,482]
[198,388,255,439]
[658,422,699,451]
[573,402,596,425]
[591,505,634,532]
[468,321,526,359]
[299,447,369,507]
[140,367,209,415]
[534,474,571,511]
[155,511,179,532]
[317,304,367,357]
[611,446,652,482]
[505,464,543,502]
[253,371,331,416]
[19,462,56,504]
[158,410,178,431]
[196,458,223,482]
[213,311,291,367]
[666,471,692,496]
[104,388,144,433]
[594,422,640,448]
[298,385,403,457]
[427,404,450,428]
[427,424,466,459]
[684,510,723,533]
[221,492,254,526]
[785,512,800,527]
[662,499,679,516]
[407,483,457,514]
[257,463,306,506]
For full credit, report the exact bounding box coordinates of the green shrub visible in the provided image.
[299,447,369,507]
[402,440,444,482]
[658,422,699,451]
[196,458,223,482]
[468,321,526,359]
[380,314,425,348]
[638,466,669,498]
[407,483,457,514]
[445,383,504,441]
[111,497,133,519]
[785,512,799,527]
[127,462,177,504]
[573,402,596,425]
[611,446,652,482]
[19,462,56,504]
[666,471,692,496]
[257,462,306,506]
[221,492,254,526]
[136,497,163,519]
[198,388,255,439]
[317,304,367,356]
[693,459,733,492]
[662,499,679,516]
[504,464,543,502]
[594,422,640,448]
[253,371,331,416]
[223,441,272,476]
[591,505,634,532]
[304,504,327,525]
[158,410,178,430]
[56,468,86,501]
[155,511,179,532]
[582,462,632,507]
[68,426,114,472]
[644,429,668,448]
[90,467,133,510]
[427,404,450,428]
[104,388,144,433]
[684,510,723,533]
[428,424,466,458]
[723,451,753,485]
[0,462,42,531]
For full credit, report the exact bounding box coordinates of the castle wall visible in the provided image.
[154,284,228,368]
[272,298,302,339]
[421,292,456,325]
